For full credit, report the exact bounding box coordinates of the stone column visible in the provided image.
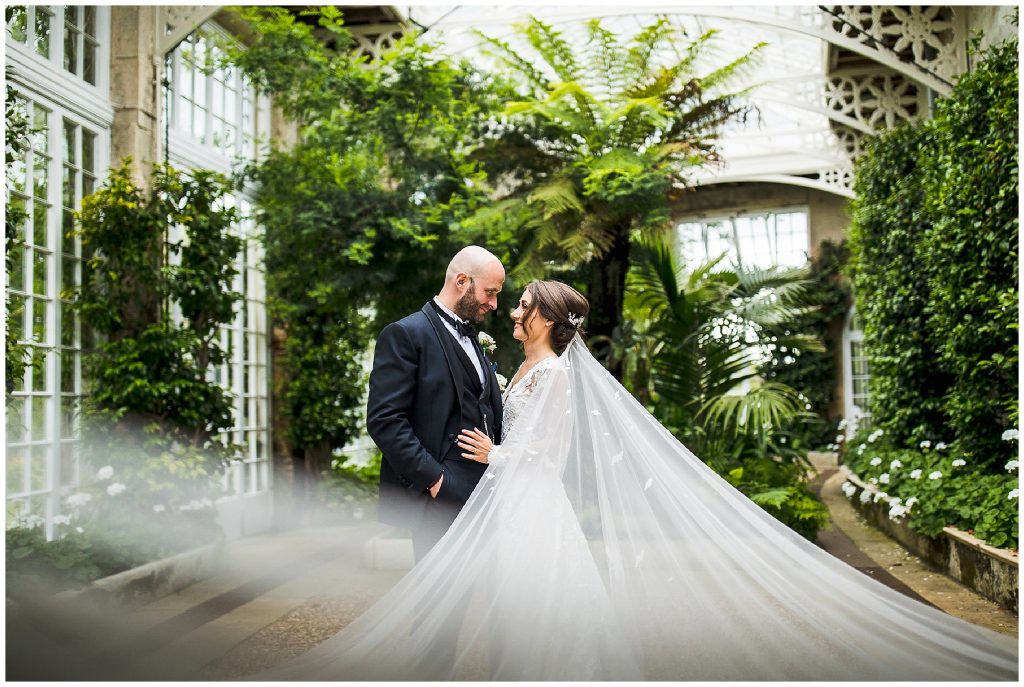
[108,6,161,189]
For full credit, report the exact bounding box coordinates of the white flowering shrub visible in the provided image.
[841,427,1019,548]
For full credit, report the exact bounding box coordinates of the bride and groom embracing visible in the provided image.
[257,246,1016,681]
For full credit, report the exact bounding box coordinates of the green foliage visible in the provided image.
[918,38,1018,470]
[54,161,244,578]
[468,17,763,358]
[616,237,829,537]
[763,240,851,448]
[6,523,101,598]
[76,161,241,451]
[843,429,1018,549]
[5,82,30,395]
[723,460,830,540]
[225,7,517,468]
[849,37,1017,472]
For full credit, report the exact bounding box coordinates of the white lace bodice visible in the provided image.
[500,356,560,443]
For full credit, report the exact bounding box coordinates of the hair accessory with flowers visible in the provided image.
[567,312,585,330]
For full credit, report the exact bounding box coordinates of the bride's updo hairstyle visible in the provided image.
[524,280,589,355]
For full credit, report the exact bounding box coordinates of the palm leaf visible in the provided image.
[698,381,806,437]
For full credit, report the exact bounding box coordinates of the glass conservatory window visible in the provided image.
[214,197,271,497]
[7,95,104,536]
[843,308,872,432]
[166,28,272,162]
[676,208,809,269]
[6,6,103,87]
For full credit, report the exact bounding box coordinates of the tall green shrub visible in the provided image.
[918,37,1018,469]
[850,36,1018,471]
[70,161,243,566]
[849,125,953,445]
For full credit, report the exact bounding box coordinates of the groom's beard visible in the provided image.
[454,289,486,323]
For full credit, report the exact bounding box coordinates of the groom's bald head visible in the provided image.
[439,246,505,322]
[445,246,502,285]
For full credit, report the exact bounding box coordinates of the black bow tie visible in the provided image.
[432,302,476,339]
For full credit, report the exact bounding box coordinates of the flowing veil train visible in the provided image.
[258,335,1018,681]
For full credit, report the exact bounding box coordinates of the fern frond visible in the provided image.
[526,176,584,219]
[585,19,626,97]
[520,16,582,84]
[472,30,551,95]
[624,17,674,82]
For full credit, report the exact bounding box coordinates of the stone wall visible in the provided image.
[843,467,1019,614]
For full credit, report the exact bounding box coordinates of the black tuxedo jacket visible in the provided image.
[366,302,503,528]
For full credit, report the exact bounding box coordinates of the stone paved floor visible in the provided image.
[7,473,1017,681]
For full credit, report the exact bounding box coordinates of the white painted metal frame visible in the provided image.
[4,6,112,544]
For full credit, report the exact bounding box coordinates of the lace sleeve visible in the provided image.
[488,359,570,468]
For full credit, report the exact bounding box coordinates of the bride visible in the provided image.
[258,280,1017,681]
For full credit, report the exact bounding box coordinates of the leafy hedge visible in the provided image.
[849,37,1018,473]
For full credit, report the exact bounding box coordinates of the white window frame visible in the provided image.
[164,22,272,176]
[6,89,111,540]
[5,6,112,128]
[842,306,872,435]
[675,206,811,269]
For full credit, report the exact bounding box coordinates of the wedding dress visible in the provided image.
[259,336,1017,681]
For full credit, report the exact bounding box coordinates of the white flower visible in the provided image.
[106,482,126,496]
[857,445,866,455]
[67,493,92,508]
[841,481,857,498]
[869,457,882,466]
[837,419,849,430]
[52,514,71,526]
[869,477,878,485]
[835,434,846,443]
[153,504,166,513]
[75,526,84,534]
[919,440,932,449]
[867,429,884,443]
[873,491,888,503]
[1001,429,1019,442]
[890,459,903,469]
[477,331,496,355]
[888,504,909,520]
[910,469,923,480]
[879,473,890,484]
[859,489,873,504]
[12,514,45,529]
[905,496,919,507]
[951,459,966,467]
[96,465,114,480]
[928,471,942,480]
[1005,460,1019,473]
[1009,489,1019,500]
[935,442,947,451]
[495,373,508,392]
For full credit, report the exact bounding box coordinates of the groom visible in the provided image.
[366,246,505,561]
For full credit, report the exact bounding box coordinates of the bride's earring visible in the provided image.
[545,321,553,327]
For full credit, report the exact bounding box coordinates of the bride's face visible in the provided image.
[510,289,546,343]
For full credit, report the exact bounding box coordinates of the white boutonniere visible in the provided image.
[478,331,496,355]
[495,372,508,392]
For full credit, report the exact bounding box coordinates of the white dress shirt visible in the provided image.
[433,297,485,385]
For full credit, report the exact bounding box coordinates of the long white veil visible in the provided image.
[259,335,1018,681]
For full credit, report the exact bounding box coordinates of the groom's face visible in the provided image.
[454,265,504,323]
